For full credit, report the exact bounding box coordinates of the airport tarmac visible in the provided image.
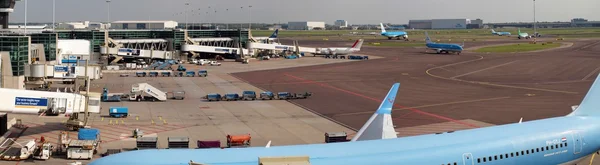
[2,56,362,165]
[235,38,600,134]
[1,37,599,164]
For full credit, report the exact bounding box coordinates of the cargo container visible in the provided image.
[108,107,128,118]
[206,93,222,101]
[227,134,251,148]
[197,140,221,149]
[78,128,100,140]
[67,140,98,160]
[242,91,256,100]
[260,91,275,100]
[198,70,208,77]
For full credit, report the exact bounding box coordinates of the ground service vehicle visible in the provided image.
[198,70,208,77]
[242,91,257,100]
[224,93,240,101]
[206,93,222,101]
[260,92,275,100]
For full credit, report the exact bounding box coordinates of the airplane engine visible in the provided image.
[403,35,408,39]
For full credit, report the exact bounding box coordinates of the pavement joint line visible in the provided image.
[583,66,600,81]
[425,55,578,94]
[283,73,479,128]
[451,61,519,79]
[334,96,512,117]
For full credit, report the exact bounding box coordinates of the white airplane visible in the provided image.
[314,39,364,56]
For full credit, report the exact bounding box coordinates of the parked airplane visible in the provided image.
[425,32,464,55]
[491,29,511,36]
[380,23,408,40]
[518,28,531,39]
[314,39,364,56]
[90,73,600,165]
[253,29,279,42]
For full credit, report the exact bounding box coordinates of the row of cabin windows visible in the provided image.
[476,142,568,163]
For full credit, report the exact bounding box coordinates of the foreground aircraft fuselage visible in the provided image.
[91,73,600,165]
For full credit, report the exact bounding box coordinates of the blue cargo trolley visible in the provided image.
[109,107,129,118]
[198,70,208,77]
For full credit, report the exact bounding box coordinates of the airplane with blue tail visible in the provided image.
[425,32,464,55]
[491,29,511,36]
[252,29,279,43]
[91,73,600,165]
[380,23,408,40]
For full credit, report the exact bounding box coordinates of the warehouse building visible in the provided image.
[409,19,483,29]
[408,20,432,29]
[111,21,178,30]
[287,22,326,30]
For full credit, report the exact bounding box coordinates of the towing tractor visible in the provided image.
[33,142,53,160]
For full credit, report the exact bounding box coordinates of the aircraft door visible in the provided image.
[462,153,474,165]
[573,132,582,154]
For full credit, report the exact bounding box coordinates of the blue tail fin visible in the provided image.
[425,32,433,44]
[375,83,400,114]
[569,73,600,116]
[269,29,279,38]
[351,83,400,142]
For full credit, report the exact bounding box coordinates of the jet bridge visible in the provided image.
[101,38,174,64]
[249,42,316,54]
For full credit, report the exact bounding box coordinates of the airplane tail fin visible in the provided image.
[425,32,433,44]
[351,39,364,50]
[518,28,521,34]
[380,23,386,33]
[269,29,279,38]
[569,73,600,116]
[351,83,399,142]
[491,29,496,33]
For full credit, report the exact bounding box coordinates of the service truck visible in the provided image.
[128,83,167,102]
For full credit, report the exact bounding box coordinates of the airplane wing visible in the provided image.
[350,83,400,141]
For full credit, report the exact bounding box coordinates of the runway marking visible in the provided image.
[334,97,511,117]
[576,41,600,51]
[582,66,600,81]
[451,61,518,79]
[284,73,479,128]
[426,55,578,94]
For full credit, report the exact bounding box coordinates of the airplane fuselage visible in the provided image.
[519,33,531,39]
[381,32,408,39]
[492,30,511,36]
[314,48,360,55]
[426,43,463,54]
[91,116,600,165]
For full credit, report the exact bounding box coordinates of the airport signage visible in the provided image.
[275,46,290,50]
[214,48,230,52]
[15,97,48,107]
[54,66,69,72]
[118,48,141,56]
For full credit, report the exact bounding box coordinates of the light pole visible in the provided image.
[24,0,27,33]
[533,0,538,43]
[106,0,111,23]
[52,0,55,30]
[248,5,252,29]
[185,2,190,30]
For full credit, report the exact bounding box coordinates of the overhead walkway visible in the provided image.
[181,44,248,55]
[249,42,316,54]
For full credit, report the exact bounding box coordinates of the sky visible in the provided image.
[7,0,600,24]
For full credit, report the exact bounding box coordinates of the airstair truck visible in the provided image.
[128,83,167,102]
